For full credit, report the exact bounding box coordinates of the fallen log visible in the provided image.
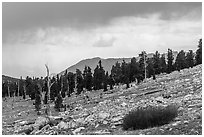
[17,126,34,135]
[143,89,163,95]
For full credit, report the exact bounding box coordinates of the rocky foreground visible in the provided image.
[2,65,202,135]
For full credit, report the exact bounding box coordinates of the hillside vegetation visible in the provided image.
[2,64,202,135]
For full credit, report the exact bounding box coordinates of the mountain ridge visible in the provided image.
[58,51,178,76]
[2,75,21,83]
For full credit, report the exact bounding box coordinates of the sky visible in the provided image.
[2,2,202,78]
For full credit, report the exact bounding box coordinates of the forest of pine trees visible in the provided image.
[2,39,202,112]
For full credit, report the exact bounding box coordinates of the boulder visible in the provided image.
[19,120,28,126]
[111,116,123,123]
[172,121,181,126]
[121,102,127,107]
[67,120,78,129]
[72,127,85,135]
[98,113,110,120]
[85,115,95,123]
[16,125,34,135]
[33,116,50,130]
[155,96,164,103]
[57,121,69,130]
[103,120,108,125]
[75,117,85,124]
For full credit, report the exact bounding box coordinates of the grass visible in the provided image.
[122,104,178,130]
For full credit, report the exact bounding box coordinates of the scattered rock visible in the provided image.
[33,116,50,130]
[57,121,69,130]
[72,127,85,134]
[184,121,189,124]
[98,112,110,120]
[172,121,181,126]
[103,120,108,125]
[94,130,111,134]
[16,125,34,135]
[121,102,127,107]
[111,125,116,129]
[111,116,123,123]
[67,120,77,129]
[85,115,95,123]
[155,96,164,103]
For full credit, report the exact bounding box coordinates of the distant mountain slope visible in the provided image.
[59,51,178,76]
[58,53,156,75]
[2,75,20,83]
[58,57,131,75]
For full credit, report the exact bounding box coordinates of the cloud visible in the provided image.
[93,35,115,47]
[2,11,202,77]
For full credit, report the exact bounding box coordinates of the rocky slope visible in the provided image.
[2,64,201,135]
[58,57,132,75]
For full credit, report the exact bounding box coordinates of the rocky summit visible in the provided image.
[2,65,202,135]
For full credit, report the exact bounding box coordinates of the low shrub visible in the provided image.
[122,104,178,130]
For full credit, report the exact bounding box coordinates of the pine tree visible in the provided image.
[160,54,167,73]
[93,60,105,90]
[111,61,122,85]
[67,72,75,96]
[25,76,35,100]
[86,67,93,91]
[2,81,8,97]
[153,51,161,75]
[108,74,114,90]
[60,75,66,98]
[19,77,24,97]
[186,50,194,68]
[121,60,130,88]
[103,71,108,92]
[56,74,61,93]
[23,84,26,99]
[146,58,155,79]
[167,49,174,74]
[83,66,88,89]
[93,65,100,90]
[175,50,186,71]
[50,77,57,101]
[138,51,147,82]
[54,92,63,112]
[195,39,202,65]
[129,57,140,83]
[98,60,105,89]
[35,84,41,114]
[62,70,68,98]
[83,66,93,91]
[76,69,83,95]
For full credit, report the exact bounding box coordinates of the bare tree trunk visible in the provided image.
[144,51,147,82]
[23,84,26,99]
[61,76,63,93]
[8,81,10,98]
[67,78,69,97]
[18,80,20,97]
[38,84,44,106]
[45,64,51,116]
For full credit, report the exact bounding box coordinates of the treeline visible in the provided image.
[2,39,202,101]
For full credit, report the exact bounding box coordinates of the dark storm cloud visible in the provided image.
[2,2,202,78]
[3,2,201,32]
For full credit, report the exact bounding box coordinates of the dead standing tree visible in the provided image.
[45,64,52,116]
[7,81,11,98]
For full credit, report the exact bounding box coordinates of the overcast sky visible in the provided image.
[2,2,202,78]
